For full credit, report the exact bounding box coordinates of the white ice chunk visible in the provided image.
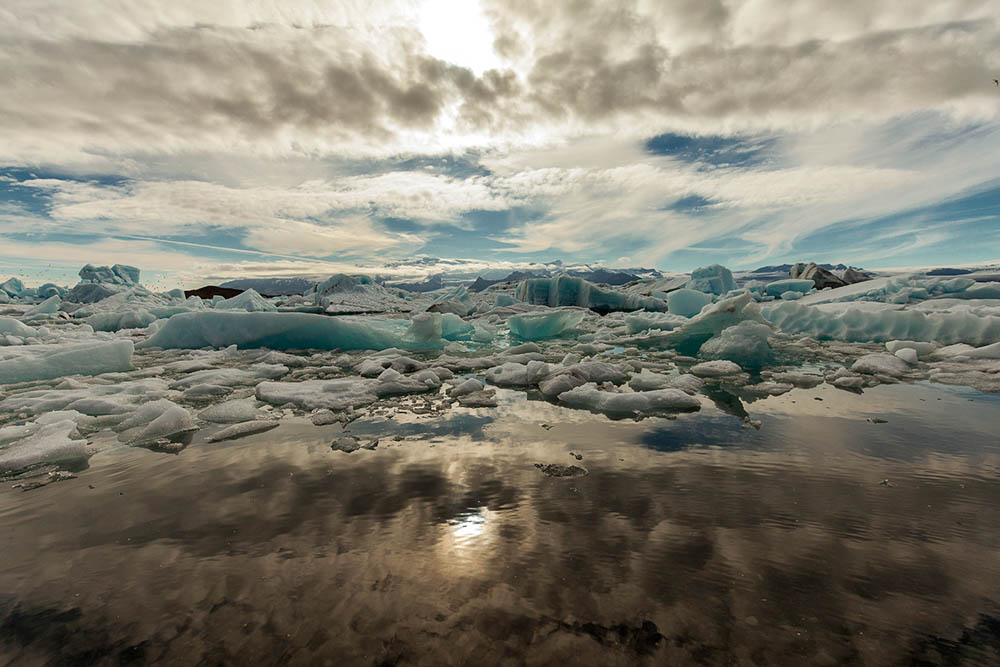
[558,383,700,414]
[690,360,743,377]
[198,399,261,424]
[24,295,62,316]
[132,404,197,443]
[0,419,88,472]
[885,340,938,357]
[666,289,713,318]
[699,321,774,369]
[214,288,277,312]
[256,378,379,411]
[207,420,279,442]
[851,353,911,377]
[894,348,919,364]
[485,360,553,386]
[686,264,736,295]
[449,378,485,397]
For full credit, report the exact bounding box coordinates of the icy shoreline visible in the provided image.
[1,261,999,480]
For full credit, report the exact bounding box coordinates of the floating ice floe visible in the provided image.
[0,340,134,384]
[0,418,88,473]
[557,383,701,415]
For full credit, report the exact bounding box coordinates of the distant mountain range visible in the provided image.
[219,277,316,296]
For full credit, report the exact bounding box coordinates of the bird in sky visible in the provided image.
[995,78,999,86]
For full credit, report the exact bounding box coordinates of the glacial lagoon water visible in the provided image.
[2,381,998,665]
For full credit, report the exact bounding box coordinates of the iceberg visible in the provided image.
[312,274,410,314]
[79,263,140,286]
[1,277,25,297]
[214,288,277,312]
[667,289,713,317]
[0,340,134,385]
[87,309,158,332]
[699,321,774,368]
[516,276,667,313]
[764,279,814,297]
[557,383,700,415]
[686,264,736,295]
[630,293,768,355]
[508,310,586,340]
[24,295,62,317]
[139,311,452,351]
[763,301,1000,346]
[0,419,88,473]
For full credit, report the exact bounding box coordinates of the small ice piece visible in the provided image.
[851,353,911,377]
[0,340,134,384]
[667,289,713,318]
[557,382,700,414]
[769,372,823,388]
[686,264,736,295]
[485,360,553,386]
[698,321,774,369]
[0,317,40,339]
[132,404,197,444]
[690,360,743,377]
[885,340,938,357]
[764,279,814,297]
[198,399,261,424]
[406,312,443,342]
[668,374,704,395]
[628,369,672,391]
[560,353,582,366]
[207,420,279,442]
[0,419,88,473]
[894,348,919,365]
[169,364,288,389]
[24,295,62,316]
[214,288,277,312]
[456,390,499,408]
[538,372,587,397]
[181,384,230,400]
[495,293,516,307]
[625,311,689,333]
[256,378,378,411]
[449,378,485,397]
[780,291,803,301]
[507,310,585,341]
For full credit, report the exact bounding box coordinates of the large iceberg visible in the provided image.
[516,276,667,313]
[0,340,134,384]
[763,300,1000,346]
[312,274,411,314]
[508,310,585,340]
[139,311,457,351]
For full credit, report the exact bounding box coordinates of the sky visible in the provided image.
[1,0,999,288]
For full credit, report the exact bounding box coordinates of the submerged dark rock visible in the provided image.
[534,463,588,477]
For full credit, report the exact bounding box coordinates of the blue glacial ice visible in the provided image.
[666,288,713,317]
[508,310,586,340]
[686,264,736,295]
[0,340,134,384]
[516,276,667,312]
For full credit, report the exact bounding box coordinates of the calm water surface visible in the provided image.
[1,382,999,665]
